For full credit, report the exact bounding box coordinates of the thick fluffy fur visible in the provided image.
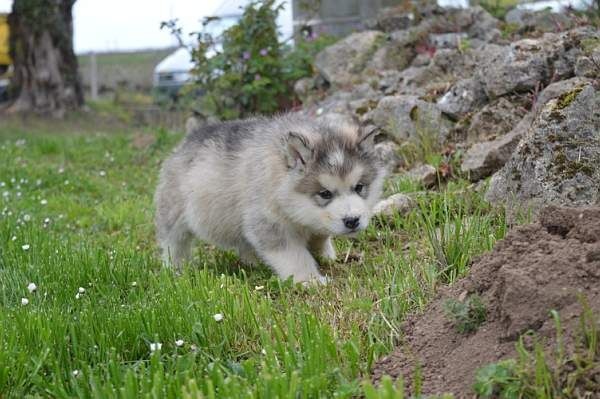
[155,114,386,283]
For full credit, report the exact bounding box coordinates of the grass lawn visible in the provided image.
[0,124,508,398]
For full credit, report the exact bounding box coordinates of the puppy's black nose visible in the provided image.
[343,217,360,230]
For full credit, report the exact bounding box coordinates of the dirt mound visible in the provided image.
[372,206,600,397]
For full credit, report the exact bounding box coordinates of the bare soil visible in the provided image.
[372,206,600,397]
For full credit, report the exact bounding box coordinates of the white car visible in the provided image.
[152,47,196,101]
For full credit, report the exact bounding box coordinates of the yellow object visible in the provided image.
[0,14,11,67]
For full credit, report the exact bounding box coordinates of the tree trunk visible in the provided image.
[7,0,83,117]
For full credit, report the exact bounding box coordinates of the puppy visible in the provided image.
[154,114,386,283]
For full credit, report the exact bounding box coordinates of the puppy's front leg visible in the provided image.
[309,235,337,261]
[244,215,327,284]
[259,244,327,284]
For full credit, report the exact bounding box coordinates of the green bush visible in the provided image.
[168,0,335,120]
[444,294,487,334]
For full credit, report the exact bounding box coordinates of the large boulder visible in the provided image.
[365,95,452,143]
[486,81,600,219]
[477,28,598,98]
[314,31,385,87]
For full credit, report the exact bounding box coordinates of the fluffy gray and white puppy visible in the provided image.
[155,114,386,283]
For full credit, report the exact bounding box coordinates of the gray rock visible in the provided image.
[534,77,592,111]
[505,8,576,34]
[315,30,385,86]
[366,6,415,32]
[294,77,315,100]
[367,28,423,72]
[461,114,533,181]
[477,38,556,98]
[373,193,415,217]
[457,6,501,42]
[574,44,600,78]
[464,76,595,182]
[374,141,403,173]
[366,95,452,144]
[429,32,469,49]
[486,82,600,220]
[405,164,438,187]
[437,78,488,119]
[467,97,527,144]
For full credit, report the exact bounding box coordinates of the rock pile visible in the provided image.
[300,4,599,215]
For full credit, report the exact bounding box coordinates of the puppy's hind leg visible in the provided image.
[158,218,194,270]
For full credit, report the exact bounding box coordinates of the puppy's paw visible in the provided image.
[300,274,331,287]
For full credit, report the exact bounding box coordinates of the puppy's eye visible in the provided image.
[318,190,333,200]
[355,183,364,194]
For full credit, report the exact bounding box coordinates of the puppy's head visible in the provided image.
[278,121,386,236]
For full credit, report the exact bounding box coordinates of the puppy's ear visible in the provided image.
[284,131,313,169]
[357,126,378,153]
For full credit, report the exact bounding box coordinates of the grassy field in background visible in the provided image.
[0,123,509,398]
[78,48,175,93]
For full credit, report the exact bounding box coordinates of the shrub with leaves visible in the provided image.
[443,294,487,334]
[168,0,335,120]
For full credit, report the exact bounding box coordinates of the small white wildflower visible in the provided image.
[36,179,42,186]
[261,348,267,355]
[16,192,21,197]
[40,199,48,205]
[44,217,51,224]
[213,313,224,322]
[23,214,31,222]
[190,344,198,352]
[58,167,65,174]
[0,181,4,187]
[10,177,15,183]
[254,285,264,291]
[99,170,106,177]
[27,282,37,293]
[78,287,85,294]
[64,180,69,185]
[15,139,26,147]
[149,342,162,352]
[220,283,224,289]
[131,281,137,287]
[75,293,81,299]
[11,235,16,241]
[175,339,184,347]
[21,297,29,306]
[22,244,30,251]
[2,191,8,198]
[72,369,80,377]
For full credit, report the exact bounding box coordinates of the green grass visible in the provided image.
[0,125,509,398]
[77,48,175,92]
[474,300,600,398]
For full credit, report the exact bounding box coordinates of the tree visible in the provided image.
[7,0,83,117]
